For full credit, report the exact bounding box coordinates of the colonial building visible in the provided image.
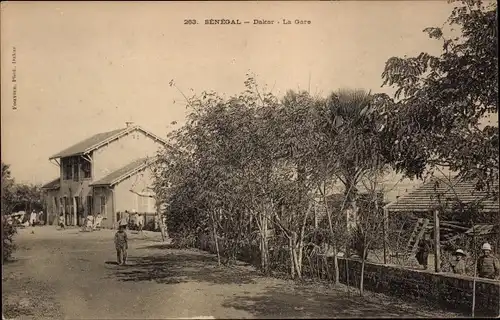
[41,123,166,228]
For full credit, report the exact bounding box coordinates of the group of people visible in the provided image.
[6,210,44,227]
[83,213,104,231]
[416,237,500,280]
[57,212,104,230]
[117,210,145,233]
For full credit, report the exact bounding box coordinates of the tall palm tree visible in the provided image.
[326,88,385,234]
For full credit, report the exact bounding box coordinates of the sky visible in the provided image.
[1,1,456,184]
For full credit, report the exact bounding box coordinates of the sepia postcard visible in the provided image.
[1,1,498,319]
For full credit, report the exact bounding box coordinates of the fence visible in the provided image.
[195,232,499,316]
[333,258,499,317]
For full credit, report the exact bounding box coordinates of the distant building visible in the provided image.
[41,123,166,228]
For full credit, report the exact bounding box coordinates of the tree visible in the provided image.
[325,89,389,251]
[380,0,498,193]
[354,172,386,295]
[1,162,15,215]
[2,162,17,261]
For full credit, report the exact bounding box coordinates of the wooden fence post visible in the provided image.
[434,209,441,273]
[383,207,389,265]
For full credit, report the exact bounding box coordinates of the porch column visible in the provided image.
[52,197,57,225]
[73,197,77,226]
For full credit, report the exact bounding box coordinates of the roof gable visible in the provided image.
[385,176,499,213]
[49,125,167,160]
[41,178,60,190]
[90,157,156,187]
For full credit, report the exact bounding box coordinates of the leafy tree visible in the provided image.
[1,162,17,261]
[380,0,498,192]
[1,162,15,215]
[155,77,391,282]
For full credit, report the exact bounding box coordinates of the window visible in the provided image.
[138,195,155,213]
[82,160,91,179]
[72,157,79,181]
[63,158,72,180]
[100,196,106,216]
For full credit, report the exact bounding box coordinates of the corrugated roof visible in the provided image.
[48,125,168,160]
[385,176,499,213]
[90,157,153,187]
[41,178,60,190]
[49,128,127,159]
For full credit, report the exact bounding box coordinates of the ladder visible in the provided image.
[406,218,430,260]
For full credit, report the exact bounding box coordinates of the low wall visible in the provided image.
[333,257,499,316]
[195,235,499,316]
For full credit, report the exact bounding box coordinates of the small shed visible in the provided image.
[383,176,499,264]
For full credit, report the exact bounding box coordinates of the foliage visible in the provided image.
[380,0,498,192]
[2,215,17,262]
[154,76,390,281]
[2,162,43,261]
[2,163,43,215]
[155,0,497,283]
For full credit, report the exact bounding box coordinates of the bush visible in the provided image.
[170,230,198,248]
[350,226,369,260]
[2,216,17,262]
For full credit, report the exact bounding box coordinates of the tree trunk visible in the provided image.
[257,212,270,274]
[292,235,302,279]
[297,204,312,278]
[155,199,166,242]
[345,180,358,236]
[211,210,221,267]
[333,242,340,285]
[360,246,367,296]
[345,255,351,296]
[289,236,295,279]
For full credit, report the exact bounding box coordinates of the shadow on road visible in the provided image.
[136,243,176,250]
[109,247,464,318]
[222,283,458,318]
[111,251,259,285]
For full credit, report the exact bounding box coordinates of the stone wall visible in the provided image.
[334,257,499,316]
[195,234,499,316]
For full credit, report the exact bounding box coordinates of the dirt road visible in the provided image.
[2,226,462,319]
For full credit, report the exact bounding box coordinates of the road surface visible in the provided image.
[2,226,461,319]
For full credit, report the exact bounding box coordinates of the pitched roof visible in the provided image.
[385,176,499,213]
[90,157,156,187]
[49,125,167,160]
[41,178,60,190]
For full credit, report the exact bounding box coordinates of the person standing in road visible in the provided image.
[137,213,144,235]
[58,213,65,230]
[29,210,37,226]
[118,210,129,229]
[114,225,128,265]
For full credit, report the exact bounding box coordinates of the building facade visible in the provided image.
[41,124,166,228]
